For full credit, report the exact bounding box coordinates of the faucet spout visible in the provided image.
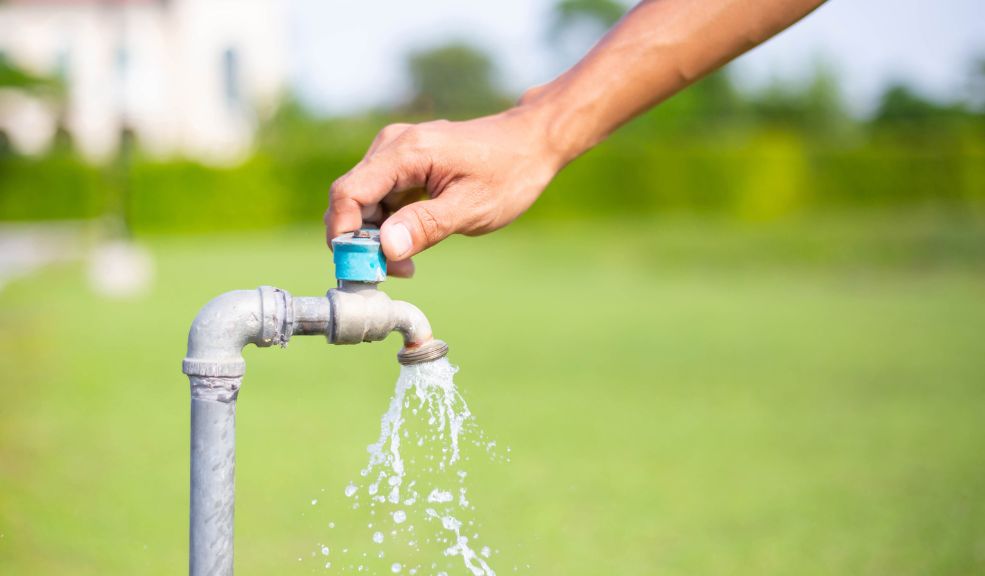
[328,281,448,364]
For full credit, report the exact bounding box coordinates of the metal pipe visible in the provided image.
[182,284,445,576]
[189,381,237,576]
[183,287,286,576]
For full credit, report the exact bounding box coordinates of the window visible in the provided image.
[222,47,240,109]
[114,45,128,81]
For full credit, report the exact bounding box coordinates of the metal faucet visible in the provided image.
[181,228,446,576]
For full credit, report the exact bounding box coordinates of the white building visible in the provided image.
[0,0,287,164]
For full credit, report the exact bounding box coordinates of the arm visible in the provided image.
[326,0,826,277]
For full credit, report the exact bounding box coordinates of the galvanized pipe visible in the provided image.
[182,285,445,576]
[189,378,238,576]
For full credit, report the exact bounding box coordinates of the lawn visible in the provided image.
[1,211,984,575]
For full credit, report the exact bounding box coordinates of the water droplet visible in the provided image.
[391,562,402,573]
[428,489,453,503]
[372,531,384,544]
[393,510,407,524]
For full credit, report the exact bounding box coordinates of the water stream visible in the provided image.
[318,358,507,575]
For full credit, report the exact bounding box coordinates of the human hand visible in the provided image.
[325,106,564,277]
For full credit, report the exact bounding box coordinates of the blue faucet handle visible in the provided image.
[331,227,387,283]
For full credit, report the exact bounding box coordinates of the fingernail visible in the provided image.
[386,223,412,259]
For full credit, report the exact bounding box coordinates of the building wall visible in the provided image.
[169,0,287,162]
[0,0,287,164]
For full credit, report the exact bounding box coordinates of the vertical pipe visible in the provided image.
[189,376,240,576]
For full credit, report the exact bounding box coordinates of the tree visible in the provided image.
[875,82,948,124]
[404,42,508,119]
[551,0,626,34]
[746,62,849,137]
[968,56,985,113]
[548,0,627,65]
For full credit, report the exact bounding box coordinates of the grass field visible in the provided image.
[1,211,984,575]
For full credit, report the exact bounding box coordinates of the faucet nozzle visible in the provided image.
[397,339,449,365]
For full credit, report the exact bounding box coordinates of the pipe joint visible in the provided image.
[257,285,293,347]
[182,286,294,380]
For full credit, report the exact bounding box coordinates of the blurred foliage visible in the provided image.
[970,56,985,112]
[1,43,984,230]
[0,54,61,93]
[746,62,853,137]
[548,0,629,64]
[875,83,970,126]
[0,146,105,220]
[404,42,511,119]
[550,0,628,35]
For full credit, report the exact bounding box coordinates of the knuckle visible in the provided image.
[329,177,349,200]
[399,126,428,150]
[329,172,362,204]
[472,208,498,234]
[413,205,445,246]
[466,201,499,234]
[381,123,409,140]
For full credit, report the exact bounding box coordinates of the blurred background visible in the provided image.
[1,0,983,574]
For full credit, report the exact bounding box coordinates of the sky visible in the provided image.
[287,0,985,116]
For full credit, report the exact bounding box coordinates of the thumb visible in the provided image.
[380,196,460,261]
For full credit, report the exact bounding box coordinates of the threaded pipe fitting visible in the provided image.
[397,339,449,365]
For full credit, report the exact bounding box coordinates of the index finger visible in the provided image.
[325,145,430,244]
[324,189,364,247]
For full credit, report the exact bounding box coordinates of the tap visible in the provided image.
[180,227,446,576]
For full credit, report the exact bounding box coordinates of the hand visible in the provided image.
[325,0,824,278]
[325,106,563,277]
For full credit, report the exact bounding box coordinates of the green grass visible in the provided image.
[1,211,984,575]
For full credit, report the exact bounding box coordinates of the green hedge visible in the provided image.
[2,120,983,231]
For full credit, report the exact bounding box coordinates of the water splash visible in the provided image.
[322,358,506,575]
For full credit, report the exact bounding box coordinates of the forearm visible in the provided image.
[521,0,826,166]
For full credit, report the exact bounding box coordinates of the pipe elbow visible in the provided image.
[182,286,292,378]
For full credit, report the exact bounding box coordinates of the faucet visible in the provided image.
[181,228,446,576]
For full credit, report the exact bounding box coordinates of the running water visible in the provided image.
[318,357,508,575]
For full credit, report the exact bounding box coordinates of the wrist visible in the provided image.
[510,83,596,170]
